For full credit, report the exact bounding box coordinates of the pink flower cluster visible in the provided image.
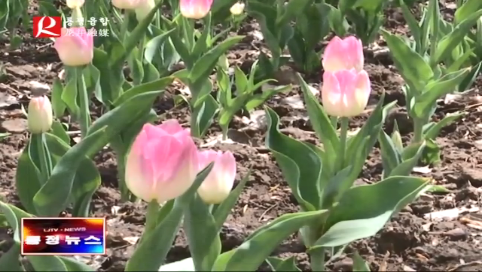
[126,120,236,204]
[321,36,370,117]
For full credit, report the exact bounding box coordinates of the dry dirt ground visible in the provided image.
[1,1,482,271]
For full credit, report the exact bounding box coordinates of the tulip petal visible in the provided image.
[54,27,93,66]
[154,142,198,203]
[322,36,364,72]
[158,119,185,135]
[354,70,371,110]
[197,150,236,204]
[322,69,369,117]
[198,150,219,170]
[125,141,157,202]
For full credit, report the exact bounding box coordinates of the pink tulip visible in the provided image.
[28,96,53,134]
[112,0,145,9]
[54,27,93,66]
[197,150,236,204]
[125,120,199,203]
[322,36,364,72]
[322,69,370,117]
[180,0,213,19]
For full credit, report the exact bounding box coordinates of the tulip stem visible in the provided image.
[412,118,424,144]
[121,11,130,41]
[145,201,160,232]
[337,117,349,172]
[76,67,91,138]
[34,133,52,183]
[310,248,325,271]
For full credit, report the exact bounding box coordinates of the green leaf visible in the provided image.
[125,164,213,271]
[265,107,320,211]
[15,144,42,214]
[59,256,96,271]
[245,85,291,111]
[424,112,463,140]
[420,138,441,164]
[313,176,429,248]
[213,210,328,271]
[266,256,301,271]
[87,91,161,136]
[345,98,396,188]
[192,94,218,138]
[457,62,482,92]
[320,165,353,209]
[113,77,172,106]
[33,128,107,216]
[379,131,402,178]
[412,68,469,118]
[43,133,101,217]
[389,141,426,177]
[426,184,450,194]
[234,66,249,94]
[0,245,22,271]
[51,78,66,118]
[159,258,195,271]
[50,120,70,144]
[184,195,219,271]
[352,251,370,271]
[27,256,68,271]
[213,171,250,228]
[34,91,161,216]
[144,28,176,63]
[111,0,165,67]
[399,1,421,50]
[434,9,482,64]
[0,201,32,243]
[61,75,79,118]
[298,73,339,156]
[189,36,244,88]
[381,29,433,91]
[276,0,312,27]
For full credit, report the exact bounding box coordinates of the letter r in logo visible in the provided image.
[33,16,62,38]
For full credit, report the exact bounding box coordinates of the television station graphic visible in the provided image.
[21,217,106,255]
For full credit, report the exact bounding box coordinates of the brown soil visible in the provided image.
[1,1,482,271]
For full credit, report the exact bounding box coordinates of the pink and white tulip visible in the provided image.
[322,36,364,72]
[112,0,145,10]
[28,96,53,134]
[229,2,245,15]
[125,120,199,203]
[66,0,85,8]
[180,0,213,19]
[197,150,236,204]
[54,27,93,66]
[322,69,370,117]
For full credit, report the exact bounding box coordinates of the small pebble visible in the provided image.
[444,228,467,241]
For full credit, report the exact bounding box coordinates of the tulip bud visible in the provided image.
[322,36,364,72]
[217,54,229,71]
[54,27,93,66]
[28,96,53,134]
[125,120,199,203]
[66,0,85,8]
[229,2,245,15]
[112,0,145,10]
[135,0,155,22]
[180,0,213,19]
[322,69,370,117]
[197,150,236,204]
[391,121,403,153]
